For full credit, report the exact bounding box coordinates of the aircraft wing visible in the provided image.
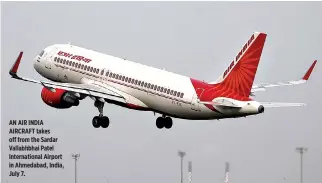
[9,52,126,103]
[251,60,317,94]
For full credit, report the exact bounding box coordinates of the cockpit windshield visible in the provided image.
[39,50,44,57]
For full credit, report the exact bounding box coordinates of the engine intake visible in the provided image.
[41,87,80,108]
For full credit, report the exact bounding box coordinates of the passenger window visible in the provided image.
[94,68,97,73]
[131,79,135,84]
[138,81,141,85]
[109,72,113,77]
[54,57,57,62]
[106,71,109,76]
[100,70,103,75]
[112,73,116,78]
[125,77,128,82]
[141,82,144,87]
[180,93,184,98]
[174,91,177,96]
[154,85,157,90]
[116,74,119,79]
[167,89,170,94]
[66,60,69,65]
[170,90,173,95]
[122,76,125,81]
[69,61,72,66]
[128,78,131,83]
[39,50,44,57]
[144,83,147,87]
[151,84,154,89]
[75,63,78,68]
[148,83,151,88]
[157,86,160,91]
[72,62,75,67]
[177,92,181,97]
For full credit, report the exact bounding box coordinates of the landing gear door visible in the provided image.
[191,88,204,111]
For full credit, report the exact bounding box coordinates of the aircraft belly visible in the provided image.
[139,91,218,120]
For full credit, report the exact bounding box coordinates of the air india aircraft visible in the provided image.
[9,32,317,129]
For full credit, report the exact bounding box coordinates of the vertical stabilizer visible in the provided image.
[210,32,267,97]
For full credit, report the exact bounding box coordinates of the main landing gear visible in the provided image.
[156,115,173,129]
[92,100,110,128]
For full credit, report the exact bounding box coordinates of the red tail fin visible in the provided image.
[215,32,267,97]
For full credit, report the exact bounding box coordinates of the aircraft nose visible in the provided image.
[258,105,264,113]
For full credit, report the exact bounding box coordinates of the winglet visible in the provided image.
[9,52,23,78]
[302,60,317,80]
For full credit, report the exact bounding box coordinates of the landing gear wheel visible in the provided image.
[93,99,110,129]
[92,116,101,128]
[164,117,173,129]
[156,117,164,129]
[100,116,110,128]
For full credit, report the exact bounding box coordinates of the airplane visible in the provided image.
[9,32,317,129]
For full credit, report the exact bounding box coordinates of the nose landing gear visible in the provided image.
[92,100,110,128]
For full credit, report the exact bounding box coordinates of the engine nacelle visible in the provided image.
[41,87,80,109]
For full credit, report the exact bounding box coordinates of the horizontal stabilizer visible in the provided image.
[251,60,317,93]
[260,102,306,108]
[200,98,241,108]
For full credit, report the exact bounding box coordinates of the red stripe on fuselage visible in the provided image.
[190,78,252,111]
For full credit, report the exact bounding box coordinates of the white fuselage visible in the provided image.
[33,44,262,120]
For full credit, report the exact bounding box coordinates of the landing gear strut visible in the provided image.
[156,115,173,129]
[92,100,110,128]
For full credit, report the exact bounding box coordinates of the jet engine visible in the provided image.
[41,87,80,108]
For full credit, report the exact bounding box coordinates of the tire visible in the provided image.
[164,117,173,129]
[100,116,110,128]
[92,116,100,128]
[156,117,164,129]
